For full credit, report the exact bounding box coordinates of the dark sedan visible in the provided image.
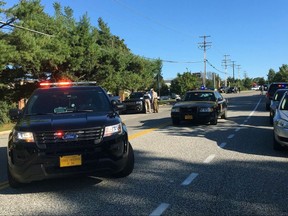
[171,90,228,125]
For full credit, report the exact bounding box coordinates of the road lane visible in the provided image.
[1,92,288,215]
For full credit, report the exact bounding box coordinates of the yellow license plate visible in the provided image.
[60,155,82,167]
[185,115,193,120]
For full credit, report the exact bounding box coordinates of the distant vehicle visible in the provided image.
[265,82,288,110]
[251,86,259,90]
[108,93,121,103]
[171,93,181,99]
[170,89,228,125]
[175,94,181,100]
[218,86,228,93]
[122,91,147,113]
[273,91,288,150]
[160,95,170,100]
[269,89,288,124]
[226,86,237,93]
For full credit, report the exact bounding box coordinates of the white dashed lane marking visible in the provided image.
[181,173,199,186]
[149,203,170,216]
[203,154,215,163]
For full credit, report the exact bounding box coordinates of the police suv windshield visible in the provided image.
[24,88,112,115]
[184,92,216,102]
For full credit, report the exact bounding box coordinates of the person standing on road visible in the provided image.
[144,91,152,113]
[260,85,264,95]
[151,88,158,113]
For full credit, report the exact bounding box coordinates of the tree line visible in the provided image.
[0,0,162,102]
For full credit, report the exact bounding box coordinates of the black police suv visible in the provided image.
[171,89,228,125]
[7,82,134,188]
[122,91,147,113]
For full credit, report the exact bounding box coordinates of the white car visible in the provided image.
[251,86,259,90]
[273,91,288,150]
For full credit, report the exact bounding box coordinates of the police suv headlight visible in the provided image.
[104,123,123,137]
[13,130,35,142]
[275,119,288,128]
[171,107,180,112]
[199,107,213,112]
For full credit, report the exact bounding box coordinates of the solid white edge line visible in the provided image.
[181,173,199,186]
[149,203,170,216]
[204,154,215,163]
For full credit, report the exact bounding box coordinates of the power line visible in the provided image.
[144,57,203,64]
[206,59,227,74]
[0,20,54,37]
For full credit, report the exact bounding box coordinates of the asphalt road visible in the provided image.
[1,91,288,215]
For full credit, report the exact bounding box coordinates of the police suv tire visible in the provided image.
[210,113,218,125]
[7,164,22,188]
[172,118,180,125]
[273,135,285,151]
[221,110,228,119]
[113,143,134,178]
[269,112,273,125]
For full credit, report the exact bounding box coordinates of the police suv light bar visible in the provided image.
[40,81,97,87]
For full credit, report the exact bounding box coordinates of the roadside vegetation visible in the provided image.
[0,0,288,129]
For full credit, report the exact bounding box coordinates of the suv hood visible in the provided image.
[173,101,216,108]
[15,112,120,132]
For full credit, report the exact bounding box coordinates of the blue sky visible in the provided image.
[4,0,288,80]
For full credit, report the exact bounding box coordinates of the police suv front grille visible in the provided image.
[180,107,198,114]
[34,127,104,145]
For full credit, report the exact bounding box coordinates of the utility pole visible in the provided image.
[222,54,230,86]
[230,60,236,81]
[236,65,241,80]
[198,35,211,87]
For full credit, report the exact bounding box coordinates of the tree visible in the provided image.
[273,64,288,82]
[267,68,275,83]
[170,72,202,96]
[0,0,162,104]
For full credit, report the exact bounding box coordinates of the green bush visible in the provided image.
[0,101,15,126]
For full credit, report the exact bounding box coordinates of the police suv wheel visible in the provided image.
[113,143,134,178]
[7,164,22,188]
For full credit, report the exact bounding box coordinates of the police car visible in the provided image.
[7,81,134,188]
